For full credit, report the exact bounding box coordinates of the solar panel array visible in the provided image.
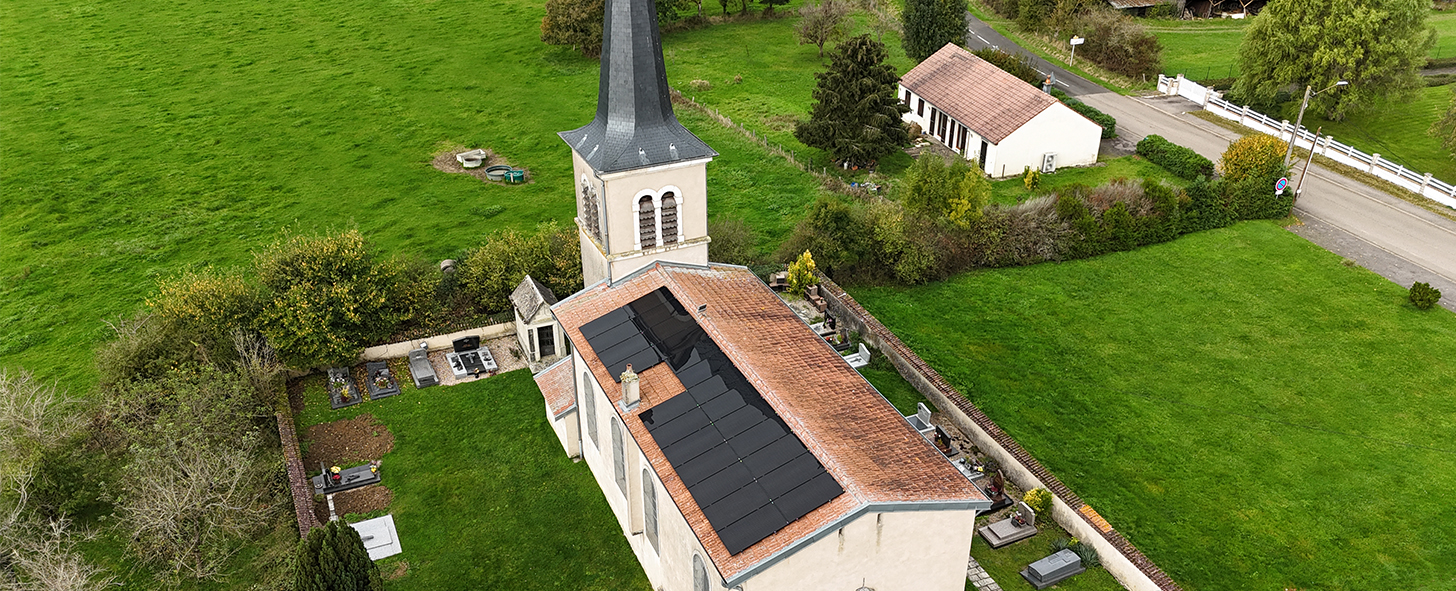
[579,287,843,555]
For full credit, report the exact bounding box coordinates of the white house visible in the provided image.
[900,43,1103,178]
[511,275,567,363]
[530,2,991,590]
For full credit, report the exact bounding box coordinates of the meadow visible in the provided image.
[0,0,830,393]
[852,221,1456,590]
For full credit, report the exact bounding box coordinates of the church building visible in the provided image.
[528,0,990,588]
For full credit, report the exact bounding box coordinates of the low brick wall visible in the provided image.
[360,322,515,361]
[276,410,322,537]
[816,273,1181,591]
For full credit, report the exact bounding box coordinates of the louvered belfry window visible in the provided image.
[638,195,657,248]
[660,193,678,245]
[581,179,602,242]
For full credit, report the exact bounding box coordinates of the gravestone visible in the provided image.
[408,344,438,388]
[978,501,1039,548]
[445,336,497,378]
[349,514,403,561]
[311,462,382,494]
[1020,548,1085,589]
[364,361,400,400]
[327,368,362,410]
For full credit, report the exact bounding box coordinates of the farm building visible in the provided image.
[900,43,1103,178]
[530,0,992,589]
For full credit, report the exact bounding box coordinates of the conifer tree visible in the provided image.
[902,0,968,62]
[794,35,911,167]
[296,521,384,591]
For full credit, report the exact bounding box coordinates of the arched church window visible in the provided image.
[638,195,657,248]
[580,178,602,242]
[660,192,678,246]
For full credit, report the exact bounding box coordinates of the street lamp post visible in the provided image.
[1283,80,1348,167]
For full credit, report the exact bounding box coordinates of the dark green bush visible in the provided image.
[1410,282,1442,310]
[1178,176,1232,233]
[1051,89,1117,139]
[1145,2,1175,17]
[1136,134,1214,180]
[296,521,383,591]
[1222,172,1292,220]
[972,48,1043,86]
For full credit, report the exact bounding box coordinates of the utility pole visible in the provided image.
[1283,81,1348,167]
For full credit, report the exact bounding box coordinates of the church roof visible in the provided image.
[556,0,716,173]
[543,262,986,583]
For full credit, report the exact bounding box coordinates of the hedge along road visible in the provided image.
[962,12,1456,308]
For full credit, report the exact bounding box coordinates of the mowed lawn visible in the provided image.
[296,370,650,591]
[0,0,827,392]
[1305,85,1455,183]
[851,222,1456,590]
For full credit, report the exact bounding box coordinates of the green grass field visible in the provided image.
[295,370,650,590]
[988,155,1184,205]
[0,0,831,393]
[851,221,1456,590]
[1305,85,1455,183]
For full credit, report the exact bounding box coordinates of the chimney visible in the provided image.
[621,363,640,408]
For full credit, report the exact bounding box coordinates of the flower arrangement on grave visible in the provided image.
[369,460,382,474]
[329,466,342,484]
[374,374,391,389]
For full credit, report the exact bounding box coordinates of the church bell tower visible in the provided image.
[558,0,717,286]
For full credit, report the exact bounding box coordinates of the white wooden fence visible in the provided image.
[1157,74,1456,210]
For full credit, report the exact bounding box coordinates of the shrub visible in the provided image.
[1023,166,1042,192]
[708,217,762,266]
[150,269,260,337]
[786,251,819,295]
[457,221,583,315]
[1136,134,1214,180]
[1146,1,1175,17]
[972,48,1043,86]
[296,521,383,591]
[1179,176,1231,233]
[1053,8,1161,79]
[1219,134,1287,184]
[1051,89,1117,139]
[1223,173,1292,220]
[1023,487,1053,516]
[1410,282,1442,310]
[690,79,711,91]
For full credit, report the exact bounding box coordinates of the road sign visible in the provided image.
[1275,177,1289,191]
[1070,36,1085,45]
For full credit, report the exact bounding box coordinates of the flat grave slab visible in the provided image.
[311,463,381,494]
[349,514,403,561]
[328,367,363,410]
[978,501,1038,548]
[364,361,400,400]
[1020,548,1085,589]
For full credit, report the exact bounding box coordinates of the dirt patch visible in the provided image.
[763,114,798,132]
[431,144,533,184]
[1100,135,1138,158]
[384,560,409,581]
[312,484,393,523]
[302,414,395,468]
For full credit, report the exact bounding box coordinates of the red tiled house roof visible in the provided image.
[546,262,986,583]
[535,356,577,419]
[900,43,1061,143]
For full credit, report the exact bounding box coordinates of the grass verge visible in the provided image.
[851,221,1456,590]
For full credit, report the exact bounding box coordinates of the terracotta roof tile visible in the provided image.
[546,263,985,581]
[535,358,577,419]
[900,43,1058,143]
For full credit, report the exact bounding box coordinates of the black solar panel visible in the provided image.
[582,286,845,556]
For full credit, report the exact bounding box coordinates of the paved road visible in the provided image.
[963,13,1456,305]
[963,15,1107,97]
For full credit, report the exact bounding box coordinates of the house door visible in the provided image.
[979,140,989,170]
[538,325,556,358]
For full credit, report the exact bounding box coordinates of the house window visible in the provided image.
[583,372,597,447]
[660,193,678,245]
[693,555,708,591]
[917,98,924,117]
[958,126,968,152]
[643,468,659,552]
[638,195,657,248]
[580,177,602,243]
[611,417,627,496]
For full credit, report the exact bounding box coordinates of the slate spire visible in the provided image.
[557,0,716,173]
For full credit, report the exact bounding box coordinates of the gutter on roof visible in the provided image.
[722,499,993,587]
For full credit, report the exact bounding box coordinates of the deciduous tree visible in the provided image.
[794,35,911,166]
[541,0,605,57]
[1232,0,1434,119]
[794,0,852,58]
[1430,88,1456,156]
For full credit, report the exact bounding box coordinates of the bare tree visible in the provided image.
[115,435,266,581]
[0,371,82,461]
[795,0,852,58]
[231,329,284,412]
[856,0,901,43]
[1,519,115,591]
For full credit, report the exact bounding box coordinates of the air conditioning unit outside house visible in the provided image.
[1041,152,1057,174]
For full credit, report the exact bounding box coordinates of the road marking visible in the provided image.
[974,34,989,45]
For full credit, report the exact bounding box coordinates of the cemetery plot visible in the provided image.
[328,367,363,409]
[365,361,401,399]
